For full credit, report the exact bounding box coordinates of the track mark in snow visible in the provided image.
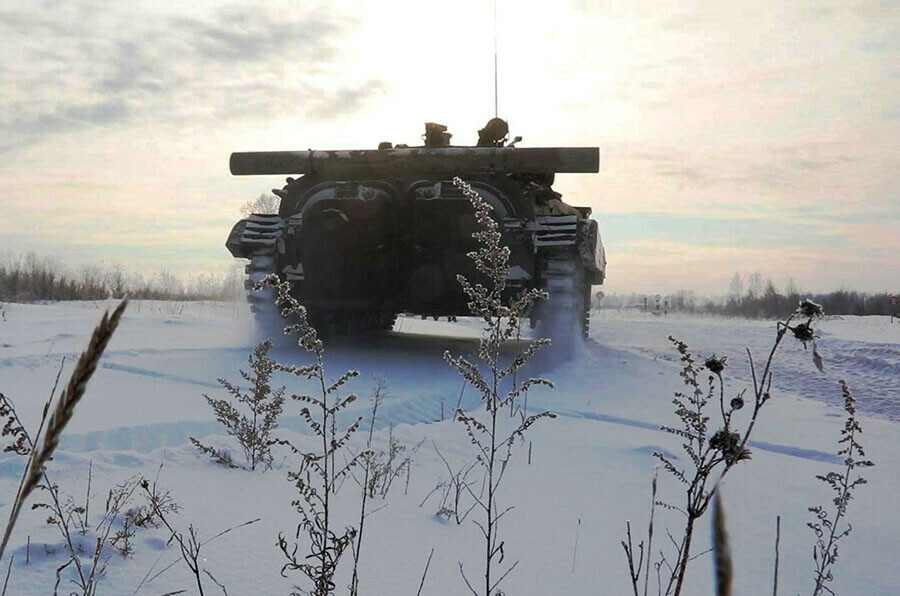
[143,537,167,551]
[630,445,679,460]
[558,409,659,431]
[109,346,251,357]
[748,440,840,463]
[56,390,484,453]
[558,409,841,464]
[588,315,900,422]
[60,420,223,452]
[100,362,220,389]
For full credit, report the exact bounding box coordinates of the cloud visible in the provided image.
[606,236,898,294]
[96,41,169,95]
[601,213,849,252]
[5,100,129,137]
[0,3,382,155]
[594,137,898,224]
[305,81,386,120]
[168,6,341,64]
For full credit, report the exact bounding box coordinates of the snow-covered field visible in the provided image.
[1,301,898,595]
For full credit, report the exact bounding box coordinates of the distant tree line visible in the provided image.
[0,197,280,304]
[0,252,242,302]
[599,272,898,318]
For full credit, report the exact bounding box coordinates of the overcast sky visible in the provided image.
[1,0,897,294]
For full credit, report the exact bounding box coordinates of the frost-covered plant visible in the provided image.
[260,275,364,596]
[191,339,286,471]
[628,300,825,596]
[808,380,873,596]
[419,442,481,525]
[364,423,416,500]
[112,464,182,559]
[444,177,555,596]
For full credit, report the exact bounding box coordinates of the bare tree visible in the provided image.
[784,278,799,299]
[746,272,763,301]
[240,193,280,216]
[728,273,743,307]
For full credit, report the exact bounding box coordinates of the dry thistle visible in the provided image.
[644,301,825,596]
[0,299,128,561]
[790,322,815,345]
[704,355,727,375]
[798,299,824,319]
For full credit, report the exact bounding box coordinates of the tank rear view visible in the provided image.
[226,120,605,342]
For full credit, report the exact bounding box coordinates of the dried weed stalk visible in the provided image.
[2,399,178,594]
[711,493,732,596]
[347,378,384,596]
[419,442,482,525]
[808,380,873,596]
[363,424,415,500]
[260,275,363,596]
[2,392,149,594]
[65,476,144,593]
[346,378,420,595]
[445,177,555,596]
[139,475,226,596]
[191,339,286,471]
[114,463,182,560]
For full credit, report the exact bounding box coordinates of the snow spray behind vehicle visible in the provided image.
[226,120,605,345]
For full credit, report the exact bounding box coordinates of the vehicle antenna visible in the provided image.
[493,0,499,117]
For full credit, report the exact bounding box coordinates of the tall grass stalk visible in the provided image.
[0,300,127,562]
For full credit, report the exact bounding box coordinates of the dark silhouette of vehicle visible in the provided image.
[226,120,605,340]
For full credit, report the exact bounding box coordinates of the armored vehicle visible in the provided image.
[226,120,605,341]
